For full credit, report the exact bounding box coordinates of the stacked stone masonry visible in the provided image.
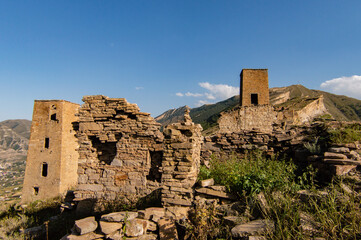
[218,105,276,134]
[75,95,164,201]
[161,108,203,207]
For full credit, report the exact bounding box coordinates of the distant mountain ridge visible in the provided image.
[155,85,361,130]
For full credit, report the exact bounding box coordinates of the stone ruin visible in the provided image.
[76,95,164,200]
[22,95,204,208]
[21,69,361,239]
[218,69,276,133]
[21,69,289,205]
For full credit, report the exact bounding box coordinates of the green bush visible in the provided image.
[329,127,361,144]
[199,151,314,196]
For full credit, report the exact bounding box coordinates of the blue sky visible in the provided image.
[1,1,361,121]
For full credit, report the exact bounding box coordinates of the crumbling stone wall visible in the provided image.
[218,105,276,134]
[75,95,164,201]
[161,109,203,207]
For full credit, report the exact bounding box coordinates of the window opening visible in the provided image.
[147,151,163,183]
[33,187,39,195]
[45,138,49,149]
[251,94,259,105]
[90,136,119,164]
[42,163,48,177]
[50,113,57,121]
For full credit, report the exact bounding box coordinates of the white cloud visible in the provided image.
[135,86,144,90]
[320,75,361,99]
[199,82,239,99]
[175,81,239,107]
[185,92,203,97]
[205,93,216,100]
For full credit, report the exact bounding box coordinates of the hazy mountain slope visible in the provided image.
[155,106,189,126]
[0,119,31,204]
[156,85,361,129]
[0,119,31,152]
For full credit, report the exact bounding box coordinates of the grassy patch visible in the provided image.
[328,123,361,144]
[199,151,361,239]
[199,151,315,196]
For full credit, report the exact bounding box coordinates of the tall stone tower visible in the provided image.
[22,100,79,203]
[240,69,269,106]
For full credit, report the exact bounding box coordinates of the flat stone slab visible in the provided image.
[328,147,350,153]
[195,187,236,199]
[61,232,104,240]
[74,216,98,235]
[231,219,274,238]
[138,207,165,221]
[200,178,214,187]
[323,158,361,165]
[99,221,123,235]
[324,152,347,159]
[101,211,138,222]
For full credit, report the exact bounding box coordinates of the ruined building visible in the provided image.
[22,96,203,206]
[22,68,271,205]
[218,69,276,133]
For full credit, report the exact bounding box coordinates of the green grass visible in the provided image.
[197,151,361,239]
[328,123,361,144]
[198,151,314,196]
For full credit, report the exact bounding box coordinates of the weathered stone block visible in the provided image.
[99,221,123,235]
[74,216,98,235]
[101,211,138,222]
[125,219,149,237]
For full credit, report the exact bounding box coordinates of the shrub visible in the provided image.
[265,179,361,239]
[199,151,312,196]
[304,137,321,154]
[328,123,361,144]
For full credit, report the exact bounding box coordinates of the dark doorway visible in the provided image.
[147,151,163,183]
[251,94,259,105]
[34,187,39,195]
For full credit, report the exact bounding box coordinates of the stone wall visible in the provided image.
[74,95,164,201]
[161,109,203,207]
[218,105,276,134]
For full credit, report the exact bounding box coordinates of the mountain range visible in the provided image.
[155,85,361,130]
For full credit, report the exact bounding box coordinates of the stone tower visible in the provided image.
[218,69,275,133]
[240,69,269,106]
[22,100,79,203]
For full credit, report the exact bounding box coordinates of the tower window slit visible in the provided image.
[45,138,49,149]
[42,163,48,177]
